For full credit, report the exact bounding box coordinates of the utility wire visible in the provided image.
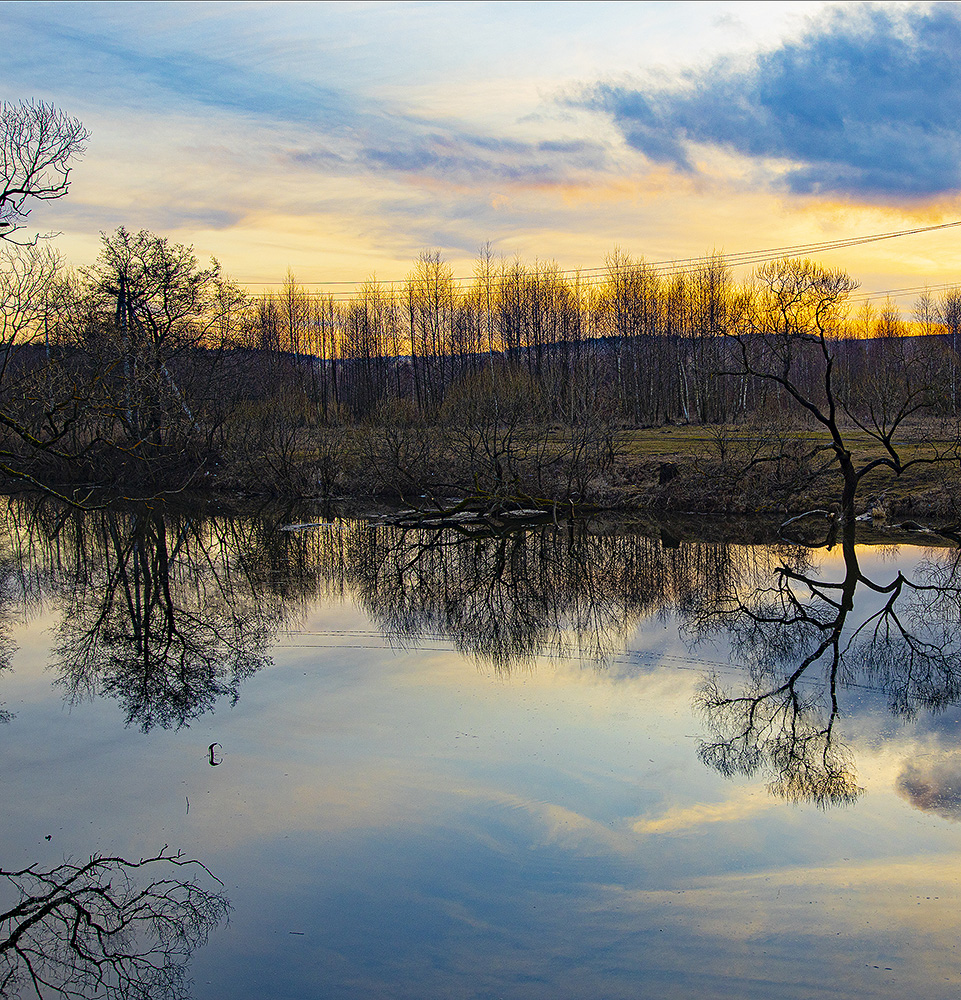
[241,220,961,301]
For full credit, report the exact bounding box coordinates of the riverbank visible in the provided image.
[605,424,961,520]
[21,422,961,525]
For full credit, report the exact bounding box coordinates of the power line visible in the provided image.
[240,219,961,298]
[850,280,961,304]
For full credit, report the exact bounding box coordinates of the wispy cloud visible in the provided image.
[3,3,609,193]
[2,5,366,129]
[579,3,961,198]
[351,135,610,186]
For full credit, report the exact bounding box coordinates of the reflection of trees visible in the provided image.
[338,521,746,670]
[0,497,297,731]
[0,847,227,999]
[857,548,961,717]
[689,526,961,807]
[3,492,961,811]
[0,502,36,725]
[51,508,289,730]
[0,601,16,724]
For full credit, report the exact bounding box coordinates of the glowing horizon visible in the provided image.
[4,1,961,307]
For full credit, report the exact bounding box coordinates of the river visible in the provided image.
[1,498,959,999]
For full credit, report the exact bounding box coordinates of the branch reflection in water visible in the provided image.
[341,519,745,668]
[0,505,28,723]
[2,496,961,810]
[0,497,304,731]
[687,522,961,807]
[332,517,961,809]
[0,847,228,1000]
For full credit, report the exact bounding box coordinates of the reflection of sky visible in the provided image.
[4,2,961,293]
[3,541,961,997]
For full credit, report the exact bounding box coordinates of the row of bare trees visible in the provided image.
[3,231,960,503]
[3,98,961,509]
[235,250,747,423]
[232,249,961,421]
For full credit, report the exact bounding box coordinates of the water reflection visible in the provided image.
[336,518,961,809]
[0,499,296,731]
[0,497,960,811]
[689,525,961,807]
[341,521,749,667]
[4,500,961,999]
[0,847,228,999]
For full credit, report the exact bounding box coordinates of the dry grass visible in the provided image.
[608,423,961,518]
[233,418,961,518]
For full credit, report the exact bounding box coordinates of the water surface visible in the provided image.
[1,500,960,998]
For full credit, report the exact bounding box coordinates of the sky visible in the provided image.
[4,0,961,302]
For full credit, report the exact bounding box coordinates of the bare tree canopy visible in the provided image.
[0,101,89,241]
[0,847,228,1000]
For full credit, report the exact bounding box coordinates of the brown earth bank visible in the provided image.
[24,423,961,543]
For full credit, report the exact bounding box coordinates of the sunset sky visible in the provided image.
[5,0,961,302]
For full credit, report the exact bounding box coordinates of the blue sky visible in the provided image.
[4,1,960,295]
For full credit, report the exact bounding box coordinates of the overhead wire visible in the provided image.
[240,220,961,304]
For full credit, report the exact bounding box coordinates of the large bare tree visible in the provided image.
[731,258,953,522]
[0,101,88,243]
[0,102,92,498]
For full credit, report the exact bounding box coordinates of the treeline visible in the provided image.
[242,247,961,426]
[1,228,960,503]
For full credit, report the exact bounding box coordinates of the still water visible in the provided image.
[1,498,961,999]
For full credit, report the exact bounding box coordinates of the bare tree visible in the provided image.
[0,254,94,497]
[0,101,88,243]
[84,227,246,473]
[0,104,92,498]
[731,258,951,522]
[0,847,228,1000]
[0,243,60,348]
[939,287,961,412]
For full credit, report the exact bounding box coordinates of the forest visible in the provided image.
[3,100,961,519]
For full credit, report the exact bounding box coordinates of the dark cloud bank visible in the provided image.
[582,3,961,198]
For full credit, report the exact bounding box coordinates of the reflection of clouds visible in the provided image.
[182,658,683,851]
[896,755,961,821]
[457,788,631,855]
[601,855,961,972]
[215,825,961,1000]
[631,790,773,835]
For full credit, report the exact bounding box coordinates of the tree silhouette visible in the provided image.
[0,101,87,244]
[47,506,280,730]
[730,257,954,521]
[690,523,961,806]
[0,847,227,1000]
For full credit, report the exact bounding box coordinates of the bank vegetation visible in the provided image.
[2,232,961,521]
[3,101,961,521]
